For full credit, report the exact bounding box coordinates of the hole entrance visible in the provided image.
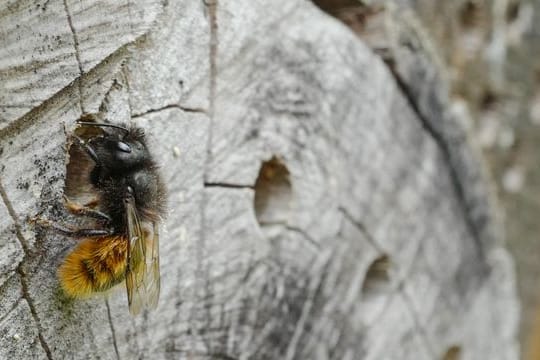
[459,1,482,28]
[358,254,393,325]
[64,119,105,205]
[311,0,382,34]
[480,90,498,111]
[254,156,292,226]
[506,1,520,23]
[442,346,462,360]
[310,0,359,14]
[362,255,392,299]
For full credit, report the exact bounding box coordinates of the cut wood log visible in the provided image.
[0,0,519,359]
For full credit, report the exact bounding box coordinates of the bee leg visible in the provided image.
[30,217,113,238]
[83,197,99,209]
[63,196,111,223]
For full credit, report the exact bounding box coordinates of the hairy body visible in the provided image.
[58,235,128,297]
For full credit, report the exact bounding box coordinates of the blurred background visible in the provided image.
[312,0,540,358]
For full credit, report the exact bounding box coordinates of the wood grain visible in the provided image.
[0,0,519,359]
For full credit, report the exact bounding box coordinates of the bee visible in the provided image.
[35,119,166,315]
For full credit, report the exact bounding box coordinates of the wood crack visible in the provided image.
[193,0,219,354]
[284,225,320,248]
[204,182,254,190]
[0,178,30,254]
[132,104,207,118]
[120,65,135,120]
[399,288,437,358]
[125,0,134,32]
[284,250,332,360]
[257,221,320,248]
[0,178,52,359]
[105,299,121,360]
[206,0,218,119]
[17,267,53,360]
[62,0,85,114]
[389,71,488,265]
[164,349,239,360]
[202,0,218,181]
[207,352,239,360]
[338,207,383,253]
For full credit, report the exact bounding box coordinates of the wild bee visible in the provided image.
[35,119,166,315]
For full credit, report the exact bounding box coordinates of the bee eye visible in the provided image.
[117,141,132,153]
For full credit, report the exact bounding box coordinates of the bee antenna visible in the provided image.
[77,121,129,135]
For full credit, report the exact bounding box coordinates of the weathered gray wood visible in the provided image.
[0,0,519,359]
[0,0,162,126]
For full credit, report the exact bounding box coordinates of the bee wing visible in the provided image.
[145,222,161,310]
[125,196,161,315]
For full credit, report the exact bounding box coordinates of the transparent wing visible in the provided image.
[146,222,160,309]
[125,196,161,315]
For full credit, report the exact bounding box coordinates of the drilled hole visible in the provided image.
[311,0,359,14]
[64,122,104,204]
[442,346,462,360]
[311,0,381,34]
[480,90,498,111]
[362,255,392,299]
[506,1,520,23]
[254,157,292,226]
[459,0,482,28]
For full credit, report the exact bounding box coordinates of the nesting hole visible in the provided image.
[310,0,359,14]
[442,346,462,360]
[480,90,499,111]
[506,1,521,23]
[311,0,382,34]
[357,254,393,325]
[459,0,483,28]
[362,254,392,299]
[64,120,104,204]
[254,157,292,226]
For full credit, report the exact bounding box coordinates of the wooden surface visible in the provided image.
[0,0,519,359]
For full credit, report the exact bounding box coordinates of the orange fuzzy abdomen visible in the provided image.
[58,235,128,298]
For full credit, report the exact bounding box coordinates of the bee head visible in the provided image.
[78,122,152,173]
